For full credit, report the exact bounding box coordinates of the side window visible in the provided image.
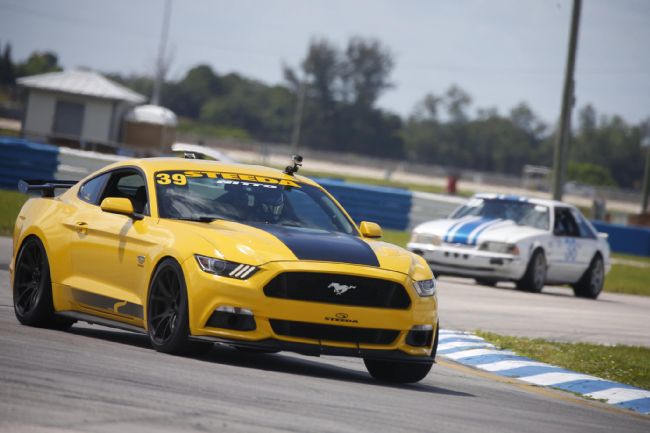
[553,208,580,237]
[571,209,597,239]
[100,170,149,215]
[78,173,109,205]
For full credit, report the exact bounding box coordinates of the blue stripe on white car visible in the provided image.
[444,216,477,243]
[467,218,503,246]
[438,330,650,415]
[449,218,492,244]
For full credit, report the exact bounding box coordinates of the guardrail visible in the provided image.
[1,136,648,256]
[592,222,650,257]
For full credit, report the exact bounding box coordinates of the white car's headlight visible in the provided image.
[195,255,258,279]
[478,241,519,255]
[410,233,442,246]
[413,278,437,297]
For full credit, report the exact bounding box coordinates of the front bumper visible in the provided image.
[407,242,526,280]
[183,258,438,360]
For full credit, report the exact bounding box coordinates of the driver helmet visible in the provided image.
[257,188,284,221]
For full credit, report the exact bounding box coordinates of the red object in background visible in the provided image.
[447,175,458,195]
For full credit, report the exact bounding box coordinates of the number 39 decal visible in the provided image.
[156,173,187,185]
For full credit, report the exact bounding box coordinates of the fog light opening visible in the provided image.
[406,324,434,347]
[207,305,256,331]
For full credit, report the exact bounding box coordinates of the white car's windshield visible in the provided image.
[154,170,357,235]
[451,198,550,230]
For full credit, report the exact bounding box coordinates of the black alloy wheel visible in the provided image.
[572,254,605,299]
[147,259,211,355]
[475,278,497,287]
[516,249,546,293]
[13,236,73,329]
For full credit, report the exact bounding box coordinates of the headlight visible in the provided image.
[194,255,258,279]
[410,233,442,246]
[478,241,519,255]
[413,278,436,297]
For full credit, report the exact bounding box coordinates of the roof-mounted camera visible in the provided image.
[284,154,303,176]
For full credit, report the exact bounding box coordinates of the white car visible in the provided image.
[171,143,235,163]
[407,194,611,298]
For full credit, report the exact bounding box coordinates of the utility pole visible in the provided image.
[641,135,650,213]
[152,0,172,106]
[551,0,582,201]
[290,79,306,155]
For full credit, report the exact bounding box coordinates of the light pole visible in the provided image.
[641,135,650,213]
[290,79,306,155]
[551,0,582,201]
[152,0,172,106]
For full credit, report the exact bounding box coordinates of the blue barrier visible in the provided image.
[0,137,59,189]
[2,135,649,257]
[317,178,413,231]
[592,221,650,257]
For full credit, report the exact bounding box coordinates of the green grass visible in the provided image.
[177,118,252,141]
[381,229,411,247]
[612,253,650,265]
[300,169,474,197]
[0,189,27,236]
[604,253,650,296]
[604,265,650,296]
[476,331,650,391]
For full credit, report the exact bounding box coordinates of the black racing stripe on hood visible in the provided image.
[252,224,380,267]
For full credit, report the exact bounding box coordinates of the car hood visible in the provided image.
[414,217,547,245]
[169,220,416,275]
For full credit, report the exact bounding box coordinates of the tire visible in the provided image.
[572,254,605,299]
[147,258,211,355]
[516,249,546,293]
[13,236,74,330]
[364,358,433,384]
[364,323,438,384]
[430,322,439,360]
[475,278,497,287]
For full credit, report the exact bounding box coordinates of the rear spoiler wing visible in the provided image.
[18,179,77,197]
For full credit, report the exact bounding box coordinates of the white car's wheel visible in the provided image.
[516,249,546,293]
[572,254,604,299]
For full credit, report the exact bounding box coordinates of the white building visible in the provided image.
[18,69,146,148]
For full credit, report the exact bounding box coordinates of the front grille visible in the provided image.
[270,319,399,345]
[263,272,411,309]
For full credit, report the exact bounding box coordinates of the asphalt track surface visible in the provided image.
[1,262,650,431]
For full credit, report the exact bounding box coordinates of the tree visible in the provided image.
[167,64,223,118]
[567,161,616,186]
[284,36,402,156]
[342,37,394,107]
[300,38,341,106]
[0,43,16,86]
[15,51,61,76]
[444,85,472,123]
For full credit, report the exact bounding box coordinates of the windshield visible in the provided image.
[450,198,550,230]
[154,170,357,235]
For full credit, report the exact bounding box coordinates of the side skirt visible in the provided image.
[57,311,146,334]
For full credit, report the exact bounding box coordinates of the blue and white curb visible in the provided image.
[438,329,650,415]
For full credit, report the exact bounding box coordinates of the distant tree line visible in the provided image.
[1,39,648,190]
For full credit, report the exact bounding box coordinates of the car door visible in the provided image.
[546,206,586,283]
[570,207,599,279]
[66,168,159,323]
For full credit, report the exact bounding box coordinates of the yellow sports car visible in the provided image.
[10,156,438,383]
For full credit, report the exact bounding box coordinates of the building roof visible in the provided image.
[124,104,177,126]
[17,69,146,103]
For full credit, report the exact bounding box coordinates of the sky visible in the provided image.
[1,0,649,125]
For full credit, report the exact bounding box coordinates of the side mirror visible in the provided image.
[359,221,382,238]
[100,197,141,219]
